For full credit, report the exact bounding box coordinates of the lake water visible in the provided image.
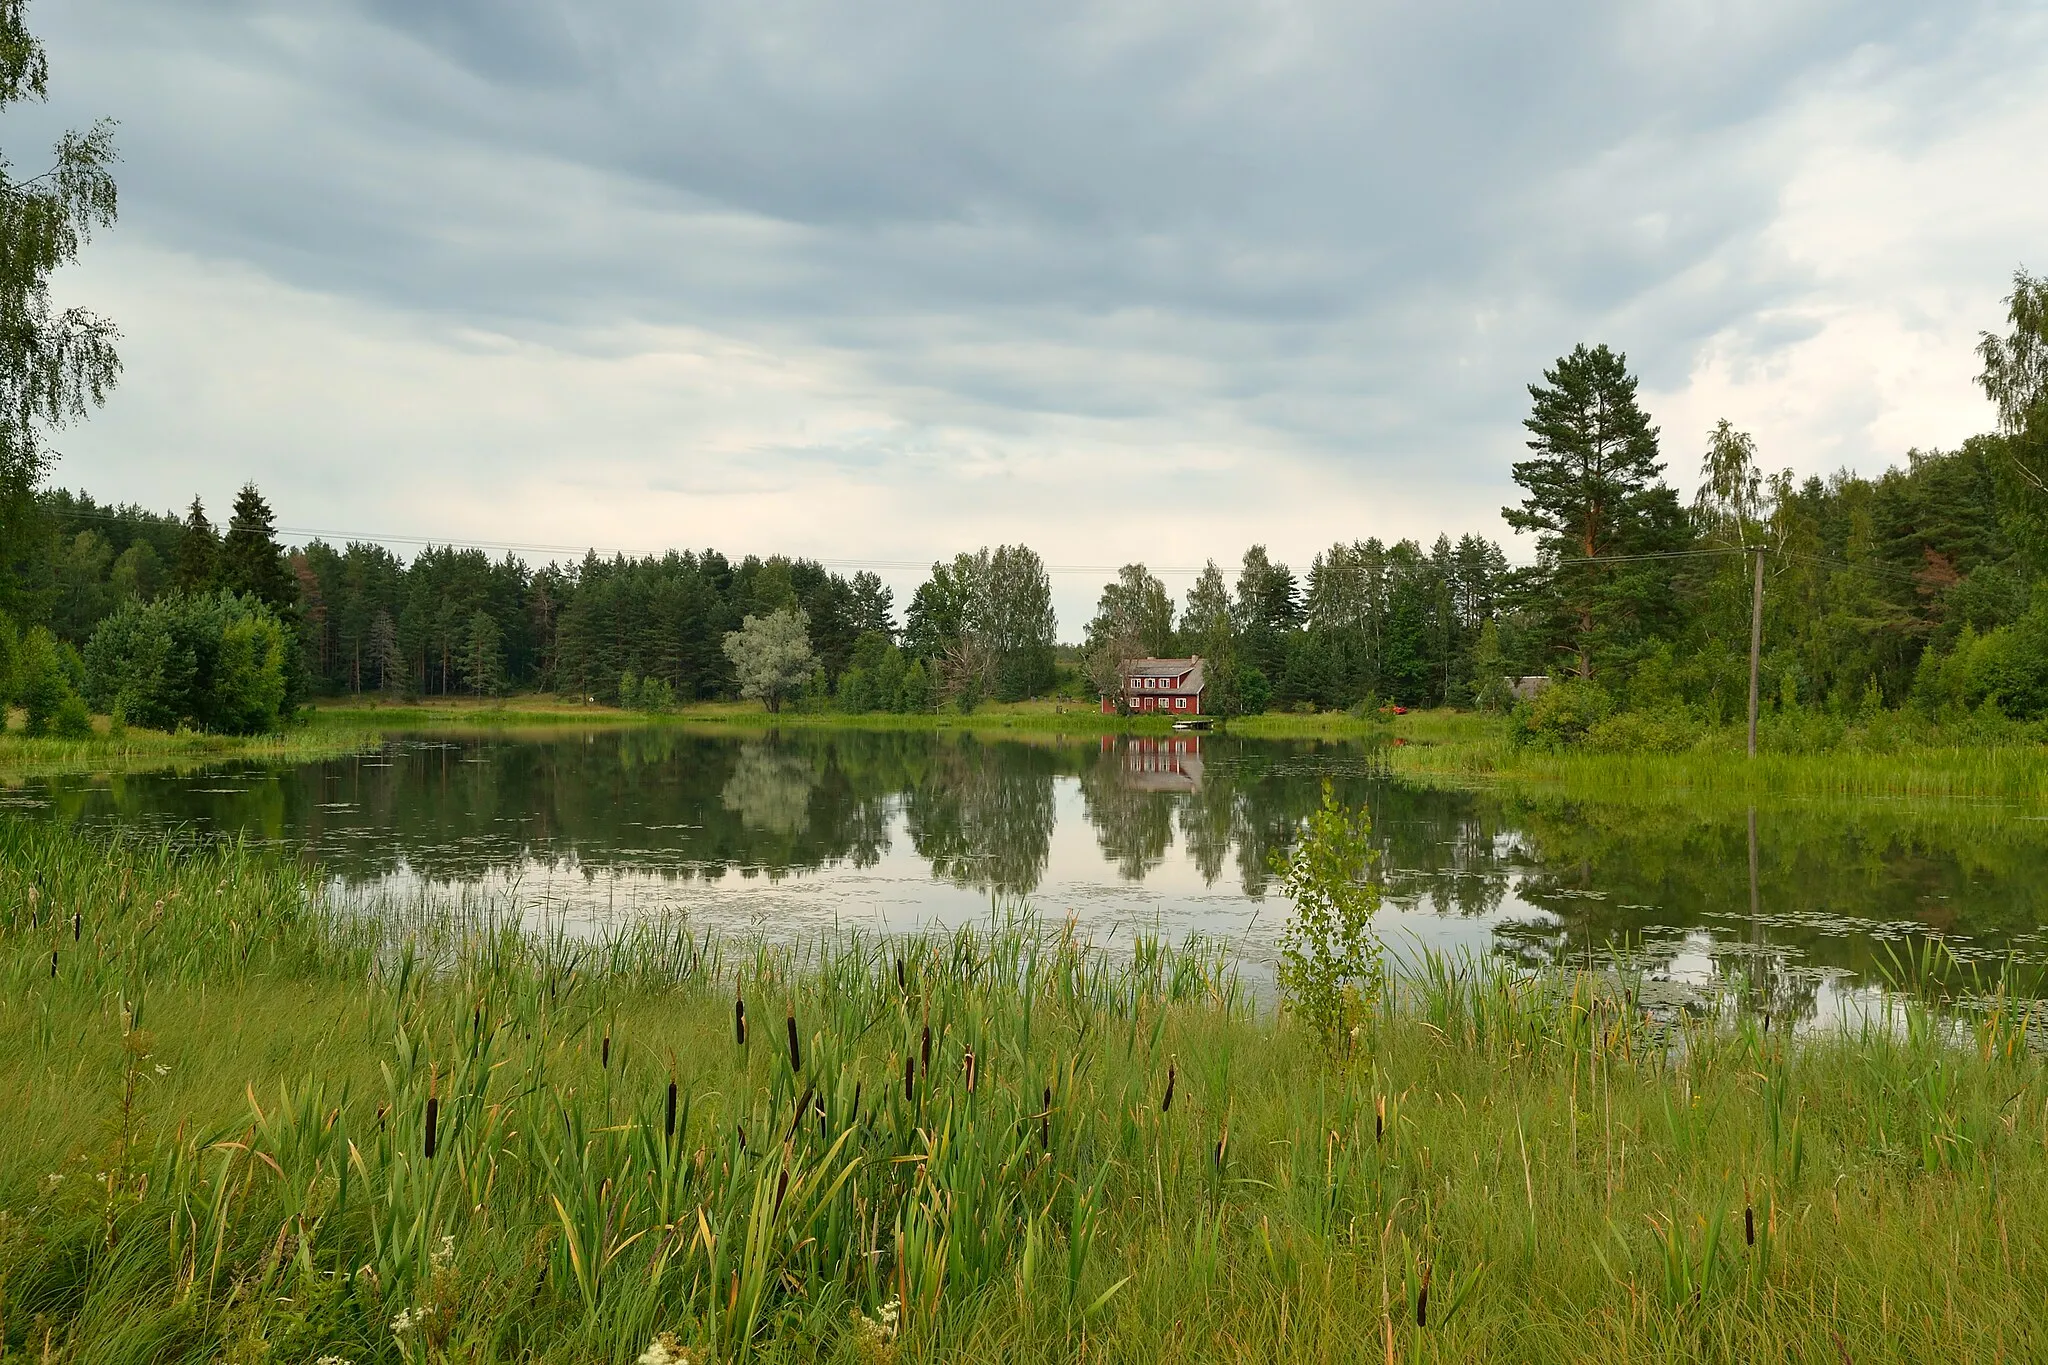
[9,726,2048,1024]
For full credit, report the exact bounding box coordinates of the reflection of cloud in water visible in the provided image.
[720,746,818,835]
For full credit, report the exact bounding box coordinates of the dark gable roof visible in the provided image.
[1121,656,1205,692]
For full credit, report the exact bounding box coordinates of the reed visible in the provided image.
[0,817,2043,1362]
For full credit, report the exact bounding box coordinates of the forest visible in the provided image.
[3,276,2046,738]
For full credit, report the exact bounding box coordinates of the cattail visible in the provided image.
[424,1097,439,1159]
[602,1033,611,1068]
[774,1166,790,1215]
[72,913,81,941]
[665,1081,678,1140]
[852,1081,862,1116]
[963,1047,977,1094]
[896,956,906,990]
[1041,1086,1051,1151]
[788,1084,815,1142]
[50,949,57,978]
[1745,1204,1756,1247]
[1161,1059,1176,1113]
[1416,1262,1431,1327]
[1376,1094,1385,1144]
[904,1054,916,1105]
[786,1010,802,1072]
[920,1024,931,1076]
[735,994,748,1046]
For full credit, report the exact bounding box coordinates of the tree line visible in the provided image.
[5,267,2046,733]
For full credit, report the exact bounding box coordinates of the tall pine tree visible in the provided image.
[1504,343,1679,679]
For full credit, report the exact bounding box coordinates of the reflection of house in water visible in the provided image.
[1104,735,1204,793]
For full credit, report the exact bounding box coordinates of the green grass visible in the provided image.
[1389,710,2048,801]
[0,724,377,781]
[2,818,2044,1362]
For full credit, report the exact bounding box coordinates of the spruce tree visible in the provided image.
[219,483,291,609]
[173,498,218,593]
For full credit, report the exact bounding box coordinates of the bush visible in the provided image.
[1272,781,1381,1056]
[83,592,294,735]
[1507,678,1612,751]
[1580,708,1703,754]
[52,691,93,739]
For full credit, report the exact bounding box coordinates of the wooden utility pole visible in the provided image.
[1746,546,1765,758]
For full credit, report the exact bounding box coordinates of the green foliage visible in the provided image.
[1508,678,1613,751]
[81,591,294,734]
[1272,780,1382,1054]
[16,623,81,735]
[722,608,816,714]
[0,5,118,583]
[218,482,292,610]
[1234,664,1271,715]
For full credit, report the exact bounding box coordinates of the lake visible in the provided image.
[9,725,2047,1024]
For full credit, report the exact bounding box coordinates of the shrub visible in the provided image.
[17,627,84,737]
[1272,780,1381,1056]
[1580,708,1702,754]
[1507,678,1612,751]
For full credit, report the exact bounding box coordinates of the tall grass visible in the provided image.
[0,726,376,781]
[1,817,2044,1362]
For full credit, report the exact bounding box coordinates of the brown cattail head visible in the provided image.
[735,995,748,1047]
[1161,1059,1176,1113]
[896,956,906,991]
[773,1166,790,1215]
[72,913,81,941]
[666,1081,679,1140]
[786,1010,802,1072]
[904,1054,916,1104]
[602,1033,611,1068]
[424,1096,439,1159]
[50,949,57,978]
[1416,1261,1432,1327]
[1745,1204,1756,1247]
[1376,1094,1386,1144]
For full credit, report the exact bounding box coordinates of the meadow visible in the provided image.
[2,817,2044,1363]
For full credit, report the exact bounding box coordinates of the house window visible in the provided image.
[1176,697,1187,709]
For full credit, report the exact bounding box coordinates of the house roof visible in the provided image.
[1120,656,1205,692]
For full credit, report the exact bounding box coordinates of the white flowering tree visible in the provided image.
[722,608,815,713]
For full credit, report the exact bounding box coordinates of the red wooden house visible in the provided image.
[1101,656,1206,716]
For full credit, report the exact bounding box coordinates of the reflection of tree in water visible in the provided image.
[902,736,1057,895]
[1078,747,1176,879]
[720,745,819,835]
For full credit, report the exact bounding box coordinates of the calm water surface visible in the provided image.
[10,726,2048,1023]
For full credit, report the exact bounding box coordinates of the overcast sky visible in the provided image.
[16,0,2047,629]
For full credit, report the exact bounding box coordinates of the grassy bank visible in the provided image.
[0,725,376,781]
[2,819,2043,1362]
[1383,710,2048,802]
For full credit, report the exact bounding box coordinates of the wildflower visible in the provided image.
[153,1063,171,1076]
[430,1233,456,1271]
[637,1333,693,1365]
[314,1357,355,1365]
[390,1307,421,1335]
[853,1298,900,1344]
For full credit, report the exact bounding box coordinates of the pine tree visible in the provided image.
[219,483,292,610]
[1504,343,1676,678]
[173,498,218,593]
